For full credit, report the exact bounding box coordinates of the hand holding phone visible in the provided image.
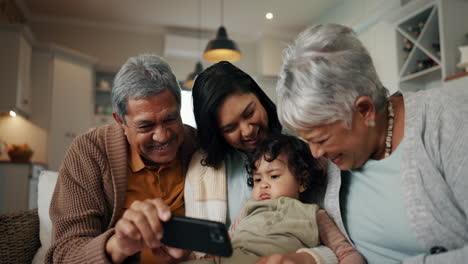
[161,215,233,257]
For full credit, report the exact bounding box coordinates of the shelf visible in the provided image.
[444,71,468,82]
[396,3,441,85]
[95,71,116,115]
[400,65,441,82]
[397,5,433,42]
[418,8,440,62]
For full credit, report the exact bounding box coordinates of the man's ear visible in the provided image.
[113,113,126,129]
[354,96,377,127]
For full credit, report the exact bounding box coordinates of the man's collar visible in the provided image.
[129,148,146,172]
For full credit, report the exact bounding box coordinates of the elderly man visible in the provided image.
[46,54,197,263]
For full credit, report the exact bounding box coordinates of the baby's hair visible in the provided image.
[246,134,326,202]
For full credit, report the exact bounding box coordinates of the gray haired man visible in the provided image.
[46,54,197,263]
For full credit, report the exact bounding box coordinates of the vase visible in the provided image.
[457,45,468,72]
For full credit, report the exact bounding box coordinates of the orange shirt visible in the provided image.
[123,148,185,264]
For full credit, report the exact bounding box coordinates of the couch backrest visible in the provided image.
[32,170,58,264]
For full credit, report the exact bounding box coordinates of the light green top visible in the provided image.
[225,149,252,227]
[340,140,425,264]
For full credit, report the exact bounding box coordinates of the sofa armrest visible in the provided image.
[0,209,41,264]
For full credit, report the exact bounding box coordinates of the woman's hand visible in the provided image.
[254,252,317,264]
[105,198,188,263]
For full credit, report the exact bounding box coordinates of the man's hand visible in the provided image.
[151,245,192,263]
[105,198,188,263]
[255,252,317,264]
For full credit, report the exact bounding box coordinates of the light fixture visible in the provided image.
[184,0,205,90]
[9,110,17,117]
[265,12,274,20]
[203,0,241,63]
[183,61,204,89]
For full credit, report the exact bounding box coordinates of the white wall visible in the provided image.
[30,21,261,81]
[31,22,164,72]
[0,115,48,163]
[316,0,400,95]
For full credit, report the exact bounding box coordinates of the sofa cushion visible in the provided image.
[32,170,58,264]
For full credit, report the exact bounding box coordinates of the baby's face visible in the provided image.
[251,152,304,201]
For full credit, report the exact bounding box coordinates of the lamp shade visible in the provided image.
[203,26,241,63]
[183,61,204,89]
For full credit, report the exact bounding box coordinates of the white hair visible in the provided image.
[276,23,388,130]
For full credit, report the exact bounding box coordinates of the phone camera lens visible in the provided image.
[209,230,225,243]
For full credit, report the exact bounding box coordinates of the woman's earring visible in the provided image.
[368,120,376,127]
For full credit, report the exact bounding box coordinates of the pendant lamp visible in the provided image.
[183,0,205,90]
[203,0,241,63]
[183,61,204,89]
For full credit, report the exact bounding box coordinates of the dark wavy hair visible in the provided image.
[192,61,282,169]
[246,134,326,203]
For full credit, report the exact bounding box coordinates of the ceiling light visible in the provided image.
[203,0,241,63]
[266,12,274,20]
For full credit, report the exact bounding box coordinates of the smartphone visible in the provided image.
[161,215,233,257]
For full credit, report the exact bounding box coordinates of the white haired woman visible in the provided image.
[256,24,468,264]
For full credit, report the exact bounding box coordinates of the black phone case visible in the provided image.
[161,215,233,257]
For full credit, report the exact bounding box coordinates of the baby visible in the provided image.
[184,134,366,264]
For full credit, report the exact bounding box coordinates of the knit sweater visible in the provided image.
[45,123,197,264]
[324,87,468,264]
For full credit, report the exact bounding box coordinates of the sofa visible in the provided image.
[0,170,58,264]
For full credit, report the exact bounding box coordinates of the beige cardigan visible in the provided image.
[184,150,229,223]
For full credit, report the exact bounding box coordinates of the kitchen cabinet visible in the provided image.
[30,44,96,170]
[0,24,34,116]
[93,70,117,127]
[0,162,45,213]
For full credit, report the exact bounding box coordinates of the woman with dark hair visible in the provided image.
[184,61,281,227]
[192,61,281,168]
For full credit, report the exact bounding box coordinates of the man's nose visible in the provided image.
[152,126,170,143]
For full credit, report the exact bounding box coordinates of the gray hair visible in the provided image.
[276,23,388,130]
[112,54,181,124]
